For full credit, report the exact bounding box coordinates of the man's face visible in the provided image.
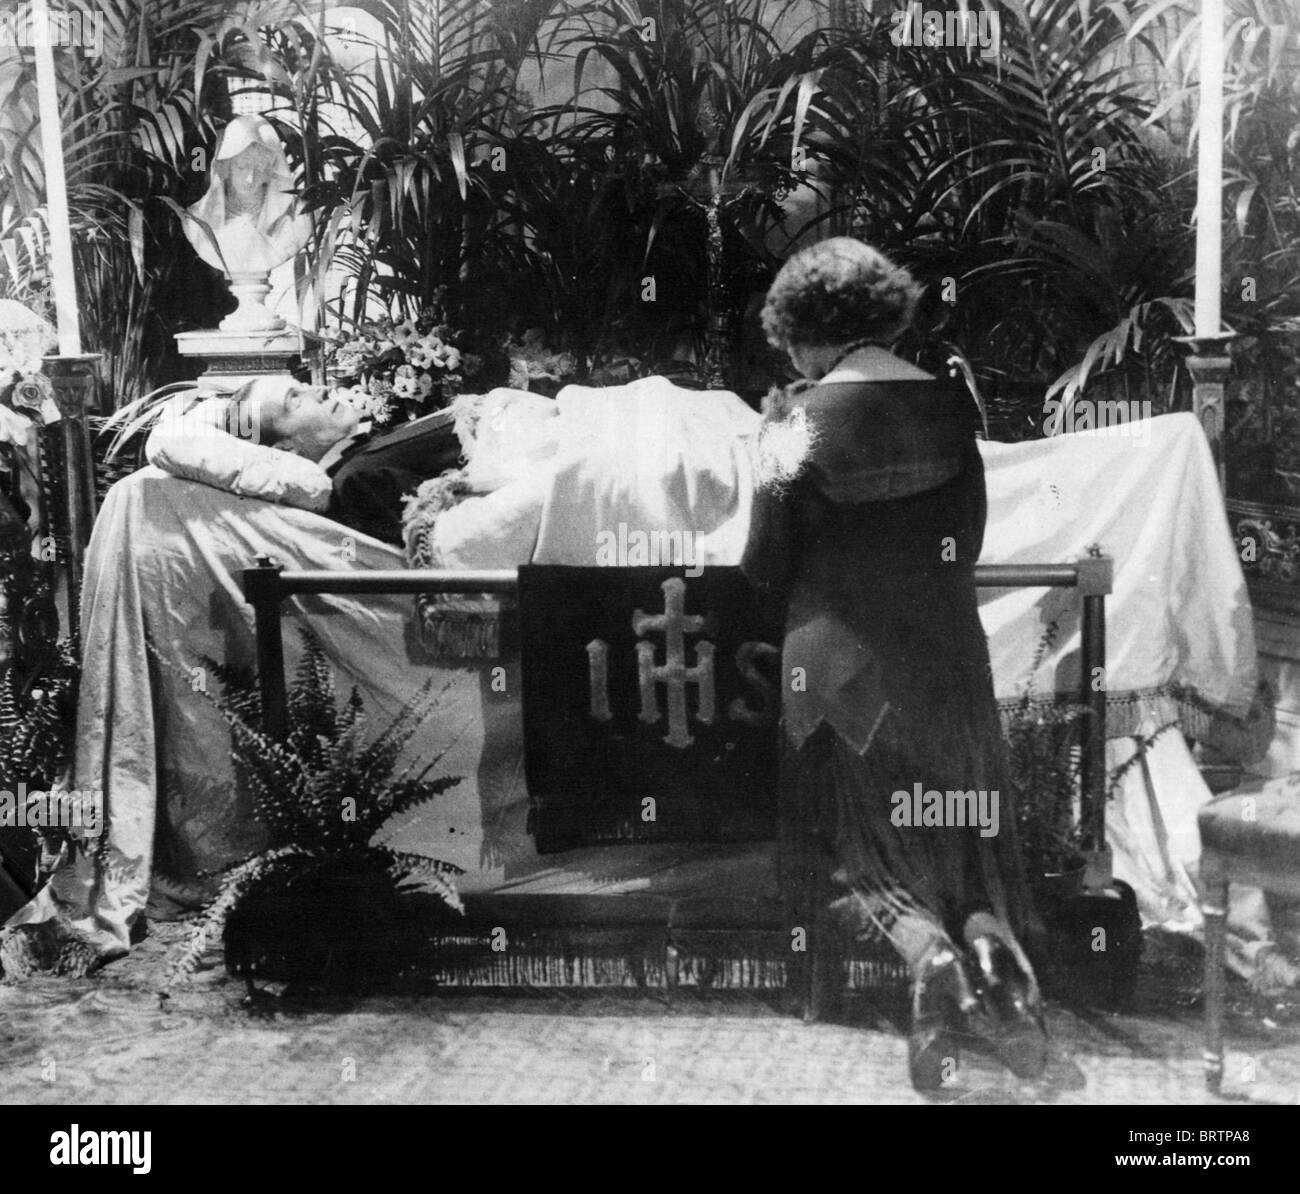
[238,378,360,461]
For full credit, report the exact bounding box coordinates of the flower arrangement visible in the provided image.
[325,291,480,427]
[0,300,58,450]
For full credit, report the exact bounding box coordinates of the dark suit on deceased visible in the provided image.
[324,408,463,546]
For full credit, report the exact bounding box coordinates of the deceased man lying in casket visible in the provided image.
[151,375,466,546]
[141,372,761,580]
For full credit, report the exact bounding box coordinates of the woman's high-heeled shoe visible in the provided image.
[962,912,1049,1081]
[908,945,978,1092]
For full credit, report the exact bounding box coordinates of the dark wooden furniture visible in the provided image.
[1197,786,1300,1092]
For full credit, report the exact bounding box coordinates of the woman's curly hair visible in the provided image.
[760,238,922,353]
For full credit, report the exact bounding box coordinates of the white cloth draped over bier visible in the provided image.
[440,382,1258,731]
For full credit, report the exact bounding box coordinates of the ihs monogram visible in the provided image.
[586,578,778,749]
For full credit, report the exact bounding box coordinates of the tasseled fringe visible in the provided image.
[421,950,905,992]
[0,906,912,996]
[401,470,473,563]
[229,931,908,993]
[401,467,505,661]
[428,948,665,989]
[997,680,1275,763]
[1168,680,1274,764]
[669,955,789,990]
[847,957,910,989]
[415,602,501,659]
[419,949,906,992]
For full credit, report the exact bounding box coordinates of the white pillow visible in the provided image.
[144,396,332,511]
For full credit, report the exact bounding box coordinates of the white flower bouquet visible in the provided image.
[325,292,480,426]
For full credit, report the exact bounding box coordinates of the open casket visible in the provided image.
[2,383,1266,986]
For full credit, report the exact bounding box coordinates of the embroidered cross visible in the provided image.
[632,577,715,748]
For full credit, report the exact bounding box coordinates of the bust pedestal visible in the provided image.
[220,272,284,333]
[175,328,322,391]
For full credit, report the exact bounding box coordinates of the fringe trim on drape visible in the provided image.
[423,950,906,991]
[422,950,907,991]
[414,605,501,659]
[671,956,790,989]
[401,469,504,659]
[847,957,910,990]
[428,949,664,989]
[401,470,472,561]
[229,934,907,992]
[996,680,1275,765]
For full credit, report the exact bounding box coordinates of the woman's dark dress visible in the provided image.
[741,378,1037,969]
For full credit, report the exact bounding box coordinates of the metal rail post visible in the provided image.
[1077,548,1115,889]
[241,555,288,739]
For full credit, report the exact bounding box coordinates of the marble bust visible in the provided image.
[185,115,314,332]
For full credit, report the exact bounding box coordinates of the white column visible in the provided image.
[1193,0,1225,338]
[31,0,81,355]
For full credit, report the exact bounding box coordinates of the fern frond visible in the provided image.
[197,654,262,724]
[383,848,465,914]
[162,844,320,990]
[353,675,452,791]
[0,668,19,733]
[168,635,466,985]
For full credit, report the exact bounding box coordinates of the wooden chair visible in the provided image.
[1197,785,1300,1091]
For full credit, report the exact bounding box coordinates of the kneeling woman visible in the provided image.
[743,237,1048,1089]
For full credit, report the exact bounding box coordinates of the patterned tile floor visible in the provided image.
[1,925,1298,1105]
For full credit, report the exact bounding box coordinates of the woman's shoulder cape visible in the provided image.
[771,378,975,503]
